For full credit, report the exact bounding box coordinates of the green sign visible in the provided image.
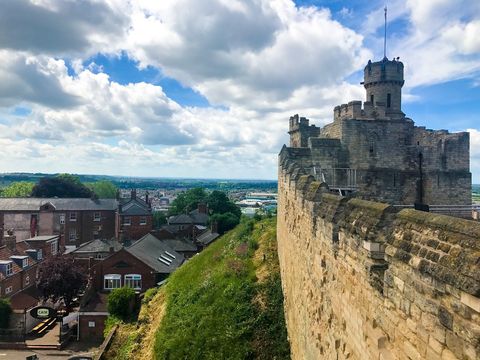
[30,306,57,319]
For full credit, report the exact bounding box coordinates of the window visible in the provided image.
[104,274,121,290]
[60,214,65,225]
[370,94,374,104]
[387,93,391,108]
[25,275,30,286]
[124,274,142,290]
[69,229,76,242]
[5,262,12,276]
[51,241,58,255]
[69,212,77,222]
[94,212,101,222]
[123,217,131,226]
[38,249,43,260]
[5,286,12,294]
[22,258,28,268]
[140,217,147,225]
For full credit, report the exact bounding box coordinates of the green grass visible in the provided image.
[105,217,290,360]
[153,217,290,360]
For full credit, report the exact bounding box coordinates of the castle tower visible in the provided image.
[363,58,405,118]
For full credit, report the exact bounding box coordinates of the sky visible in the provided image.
[0,0,479,181]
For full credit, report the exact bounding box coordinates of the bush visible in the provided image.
[0,299,12,328]
[107,287,136,321]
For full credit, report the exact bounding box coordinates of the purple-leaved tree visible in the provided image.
[36,255,86,311]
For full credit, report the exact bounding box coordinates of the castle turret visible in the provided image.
[363,58,405,118]
[288,114,320,148]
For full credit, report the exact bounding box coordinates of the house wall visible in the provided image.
[277,164,480,360]
[91,249,156,292]
[79,313,108,341]
[118,215,153,241]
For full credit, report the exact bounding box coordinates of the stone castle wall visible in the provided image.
[277,158,480,360]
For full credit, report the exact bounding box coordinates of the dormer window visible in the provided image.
[22,258,28,268]
[6,262,12,276]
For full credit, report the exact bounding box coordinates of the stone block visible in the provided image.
[428,335,444,354]
[460,292,480,313]
[441,348,458,360]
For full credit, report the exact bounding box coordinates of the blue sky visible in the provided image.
[0,0,478,181]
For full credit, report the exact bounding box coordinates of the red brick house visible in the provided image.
[0,233,42,310]
[116,190,153,242]
[90,233,184,293]
[0,198,117,249]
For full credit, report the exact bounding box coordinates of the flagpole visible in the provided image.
[384,6,387,59]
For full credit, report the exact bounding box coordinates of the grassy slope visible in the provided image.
[105,217,290,360]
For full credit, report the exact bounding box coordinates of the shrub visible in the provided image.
[0,299,12,328]
[107,287,136,321]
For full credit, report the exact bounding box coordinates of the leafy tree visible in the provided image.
[37,255,86,310]
[168,188,207,215]
[0,299,12,328]
[31,174,94,198]
[86,180,118,199]
[207,190,241,218]
[153,211,167,229]
[210,212,241,234]
[107,287,136,321]
[1,182,34,197]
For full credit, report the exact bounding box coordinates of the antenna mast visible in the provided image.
[384,6,387,59]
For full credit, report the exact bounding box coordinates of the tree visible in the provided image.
[0,299,12,328]
[31,174,94,198]
[86,180,118,199]
[210,212,241,234]
[37,255,86,310]
[207,190,241,218]
[153,211,167,229]
[107,287,136,321]
[1,182,34,197]
[169,188,207,215]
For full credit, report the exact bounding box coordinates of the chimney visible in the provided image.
[131,189,137,200]
[211,221,218,234]
[30,214,38,238]
[198,203,207,214]
[5,230,16,252]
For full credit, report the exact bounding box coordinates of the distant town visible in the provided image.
[0,173,277,357]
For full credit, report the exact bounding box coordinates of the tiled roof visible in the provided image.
[0,198,118,211]
[197,230,220,246]
[162,239,198,252]
[72,239,122,254]
[23,235,59,242]
[126,234,184,274]
[120,198,151,216]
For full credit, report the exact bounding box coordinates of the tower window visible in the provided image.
[370,95,374,104]
[387,93,391,108]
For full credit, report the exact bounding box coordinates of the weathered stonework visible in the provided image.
[277,157,480,360]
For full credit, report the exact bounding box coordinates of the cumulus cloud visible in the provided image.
[0,0,128,56]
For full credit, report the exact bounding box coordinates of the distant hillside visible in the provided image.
[105,217,290,360]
